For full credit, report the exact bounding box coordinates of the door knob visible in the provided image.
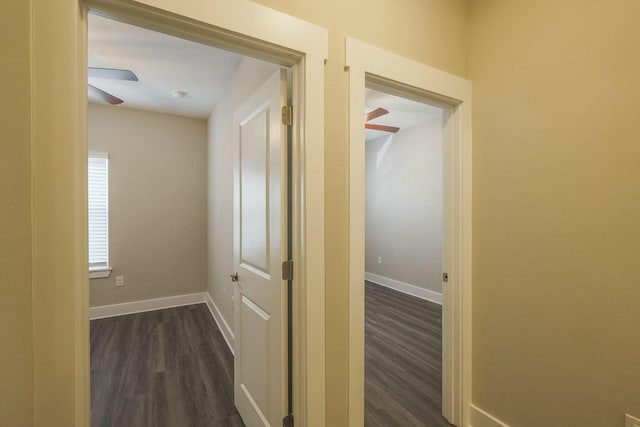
[230,272,239,282]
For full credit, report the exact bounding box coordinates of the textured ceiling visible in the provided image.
[88,13,241,118]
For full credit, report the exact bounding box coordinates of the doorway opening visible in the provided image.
[346,37,472,427]
[86,12,293,427]
[363,87,451,426]
[31,0,327,423]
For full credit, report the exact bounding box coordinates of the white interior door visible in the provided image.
[233,69,288,427]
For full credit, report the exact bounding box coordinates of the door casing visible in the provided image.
[345,37,472,427]
[30,0,327,425]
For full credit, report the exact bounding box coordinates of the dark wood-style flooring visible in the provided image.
[90,304,244,427]
[365,281,454,427]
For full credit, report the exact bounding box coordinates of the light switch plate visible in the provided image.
[115,276,124,287]
[626,413,640,427]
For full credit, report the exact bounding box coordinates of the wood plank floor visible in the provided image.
[90,304,244,427]
[365,281,454,427]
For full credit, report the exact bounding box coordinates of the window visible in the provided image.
[88,152,110,276]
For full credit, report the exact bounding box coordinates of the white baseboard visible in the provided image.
[365,272,443,305]
[89,292,207,320]
[469,404,510,427]
[205,292,235,355]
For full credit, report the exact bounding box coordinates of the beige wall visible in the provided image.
[469,0,640,425]
[207,56,279,332]
[0,1,33,426]
[250,1,468,423]
[88,104,207,306]
[365,120,443,293]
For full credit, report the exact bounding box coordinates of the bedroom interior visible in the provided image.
[87,13,283,426]
[363,88,450,426]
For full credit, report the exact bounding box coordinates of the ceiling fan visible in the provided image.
[365,107,400,133]
[88,67,138,105]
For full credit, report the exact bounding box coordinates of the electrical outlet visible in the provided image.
[115,276,124,287]
[626,414,640,427]
[377,256,382,264]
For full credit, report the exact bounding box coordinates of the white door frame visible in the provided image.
[345,37,472,426]
[32,0,327,425]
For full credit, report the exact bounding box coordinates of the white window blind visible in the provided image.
[88,153,109,270]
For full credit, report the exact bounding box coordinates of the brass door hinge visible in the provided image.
[282,105,293,126]
[283,414,294,427]
[282,260,293,281]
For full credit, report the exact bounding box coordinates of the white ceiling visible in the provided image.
[87,17,442,126]
[365,89,444,142]
[88,14,241,119]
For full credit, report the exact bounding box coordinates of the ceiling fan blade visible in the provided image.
[88,67,139,81]
[88,84,124,105]
[365,123,400,133]
[365,107,389,122]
